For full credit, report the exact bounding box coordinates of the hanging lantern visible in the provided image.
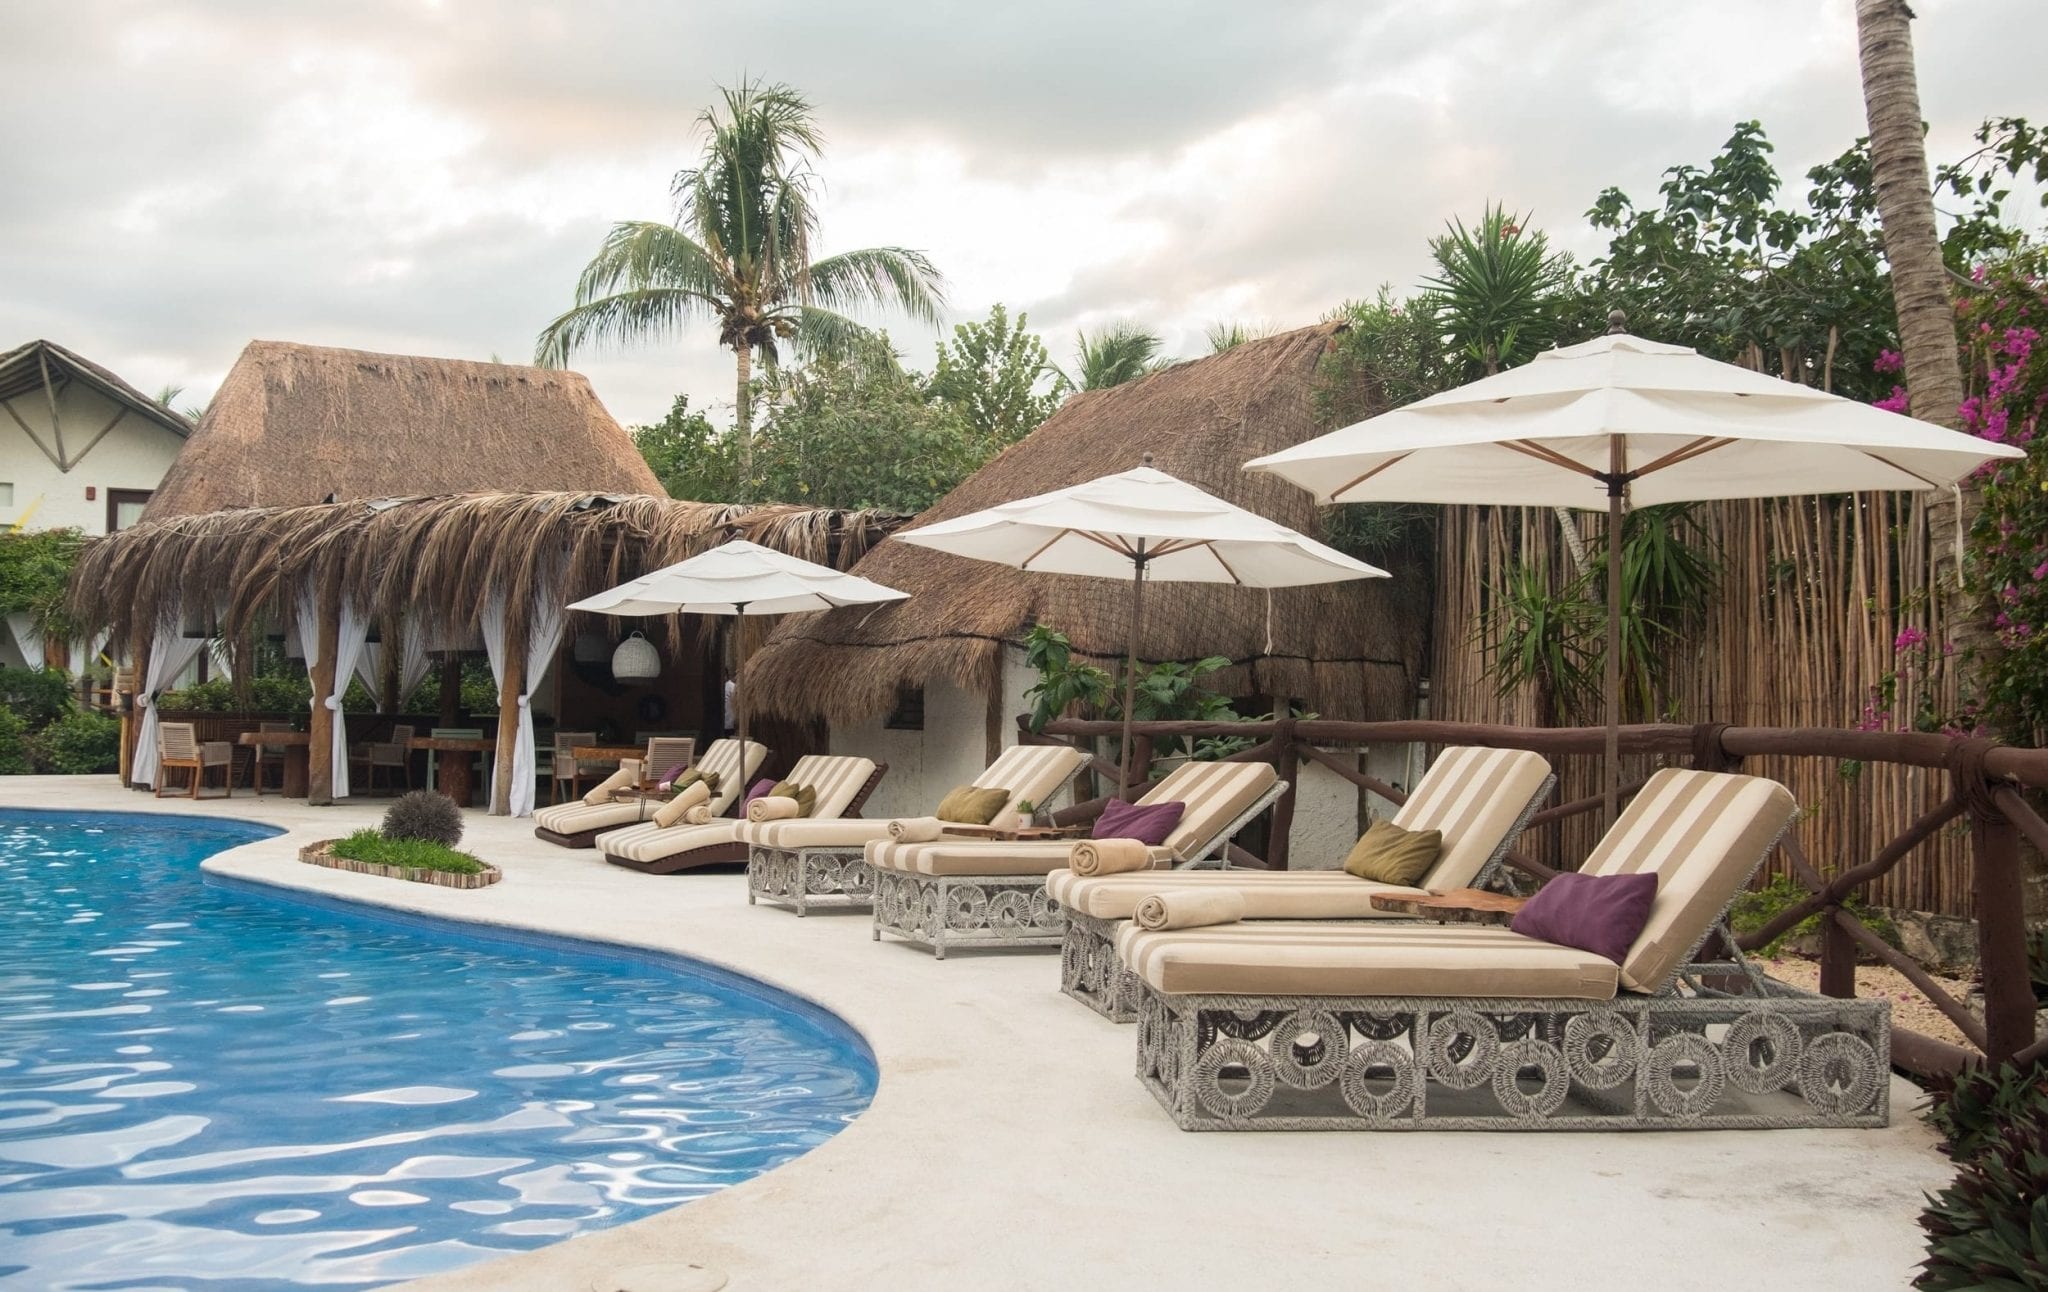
[611,631,660,680]
[572,631,608,664]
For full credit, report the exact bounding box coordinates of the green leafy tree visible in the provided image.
[928,304,1066,450]
[535,80,947,470]
[633,396,736,502]
[1068,323,1168,390]
[1422,204,1572,375]
[0,528,85,642]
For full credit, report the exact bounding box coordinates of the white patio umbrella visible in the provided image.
[893,456,1389,792]
[1245,317,2025,820]
[567,539,908,751]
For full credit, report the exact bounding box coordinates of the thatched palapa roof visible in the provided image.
[746,322,1431,725]
[143,341,660,519]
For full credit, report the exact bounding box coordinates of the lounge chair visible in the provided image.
[742,742,1086,916]
[1122,768,1891,1131]
[533,738,765,849]
[599,753,887,876]
[1050,746,1554,1021]
[867,760,1285,959]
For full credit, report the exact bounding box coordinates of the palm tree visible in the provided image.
[1205,320,1273,353]
[1854,0,1965,430]
[535,80,946,474]
[1069,324,1166,390]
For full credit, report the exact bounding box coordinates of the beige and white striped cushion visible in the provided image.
[1397,746,1552,890]
[772,754,879,819]
[866,837,1169,877]
[743,818,893,849]
[974,743,1085,814]
[1047,868,1427,921]
[597,820,740,864]
[533,799,652,834]
[1142,761,1278,859]
[1118,921,1619,1000]
[691,739,769,815]
[1582,768,1797,993]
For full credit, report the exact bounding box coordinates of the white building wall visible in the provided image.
[0,383,184,535]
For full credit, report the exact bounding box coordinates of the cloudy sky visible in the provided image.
[6,0,2045,428]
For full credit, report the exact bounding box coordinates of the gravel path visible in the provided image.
[1761,955,1977,1049]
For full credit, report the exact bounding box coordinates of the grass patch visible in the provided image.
[330,828,486,875]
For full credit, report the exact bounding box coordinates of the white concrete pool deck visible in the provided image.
[11,779,1951,1291]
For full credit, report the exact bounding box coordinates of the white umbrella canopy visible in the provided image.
[895,458,1389,790]
[1244,321,2024,822]
[568,539,908,749]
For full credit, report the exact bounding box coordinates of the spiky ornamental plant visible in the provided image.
[381,790,464,848]
[1915,1101,2048,1289]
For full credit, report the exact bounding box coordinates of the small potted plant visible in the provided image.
[1006,799,1037,831]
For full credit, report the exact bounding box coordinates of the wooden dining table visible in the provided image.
[409,736,497,808]
[236,729,312,798]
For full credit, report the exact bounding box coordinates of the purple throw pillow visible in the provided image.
[1092,798,1186,845]
[1510,871,1659,965]
[743,778,779,808]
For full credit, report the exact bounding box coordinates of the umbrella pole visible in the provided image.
[734,602,749,756]
[1604,454,1625,828]
[1119,548,1148,798]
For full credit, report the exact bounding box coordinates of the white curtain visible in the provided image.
[354,622,433,711]
[4,613,41,670]
[481,591,566,817]
[130,622,206,788]
[297,591,372,798]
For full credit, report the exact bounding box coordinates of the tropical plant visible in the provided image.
[26,709,119,774]
[535,79,947,471]
[1855,0,1966,429]
[928,304,1066,449]
[0,528,85,642]
[1205,320,1273,353]
[1915,1079,2048,1289]
[381,790,465,848]
[1421,203,1573,376]
[0,666,74,729]
[1068,323,1167,390]
[1479,561,1602,724]
[0,705,30,775]
[1021,624,1113,732]
[1922,1059,2048,1164]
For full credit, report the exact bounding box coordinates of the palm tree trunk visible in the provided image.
[733,344,753,482]
[1855,0,1965,429]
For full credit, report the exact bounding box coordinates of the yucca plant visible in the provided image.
[1421,203,1573,376]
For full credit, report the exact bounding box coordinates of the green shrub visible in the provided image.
[0,704,30,775]
[26,709,120,774]
[1925,1061,2048,1164]
[1728,874,1899,957]
[330,828,484,875]
[158,672,313,716]
[1916,1089,2048,1288]
[381,790,464,847]
[0,666,74,728]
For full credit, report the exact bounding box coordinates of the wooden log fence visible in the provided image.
[1026,714,2048,1076]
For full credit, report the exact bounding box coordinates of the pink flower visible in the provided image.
[1894,626,1928,652]
[1874,386,1911,414]
[1873,349,1904,374]
[2032,560,2048,581]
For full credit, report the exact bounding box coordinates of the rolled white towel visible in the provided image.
[748,795,801,823]
[1068,837,1153,876]
[1133,888,1247,932]
[582,760,643,806]
[888,816,945,842]
[682,804,715,825]
[652,779,712,828]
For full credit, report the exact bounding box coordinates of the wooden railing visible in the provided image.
[1024,715,2048,1077]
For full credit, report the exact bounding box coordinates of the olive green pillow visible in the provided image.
[1342,819,1443,886]
[672,769,721,794]
[936,784,1010,825]
[768,780,818,818]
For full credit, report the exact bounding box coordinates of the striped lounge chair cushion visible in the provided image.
[598,820,739,864]
[533,798,654,834]
[1396,746,1552,890]
[740,742,1078,849]
[1046,868,1425,921]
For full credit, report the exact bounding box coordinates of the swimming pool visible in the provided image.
[0,808,877,1289]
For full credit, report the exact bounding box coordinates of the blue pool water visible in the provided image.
[0,808,877,1290]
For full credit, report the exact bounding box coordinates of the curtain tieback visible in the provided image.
[324,697,342,710]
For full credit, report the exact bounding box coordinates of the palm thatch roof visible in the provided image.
[142,341,660,519]
[746,322,1431,725]
[69,492,902,654]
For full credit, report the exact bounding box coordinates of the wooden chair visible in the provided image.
[640,736,695,788]
[550,730,597,804]
[155,722,232,798]
[350,724,415,794]
[248,721,294,795]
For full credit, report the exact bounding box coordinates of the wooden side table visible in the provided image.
[1368,887,1528,926]
[237,730,312,798]
[938,823,1087,842]
[409,736,496,808]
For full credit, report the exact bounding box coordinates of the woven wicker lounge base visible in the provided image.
[1061,913,1140,1022]
[1135,983,1891,1131]
[871,871,1065,959]
[749,845,875,915]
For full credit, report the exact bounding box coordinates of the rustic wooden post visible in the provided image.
[490,633,526,815]
[437,656,461,727]
[1268,715,1298,871]
[1818,913,1859,1000]
[119,628,148,785]
[1972,808,2034,1063]
[1124,733,1153,799]
[305,581,342,806]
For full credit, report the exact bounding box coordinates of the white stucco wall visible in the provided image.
[0,381,185,535]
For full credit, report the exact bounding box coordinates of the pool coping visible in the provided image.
[0,780,1963,1291]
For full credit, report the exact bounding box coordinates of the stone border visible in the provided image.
[298,839,501,889]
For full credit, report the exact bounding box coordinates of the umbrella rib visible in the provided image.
[1633,436,1737,477]
[1331,453,1411,499]
[1504,440,1604,478]
[1200,542,1246,585]
[1017,530,1074,570]
[1863,452,1950,491]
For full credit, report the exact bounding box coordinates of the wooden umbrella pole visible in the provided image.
[1118,548,1148,797]
[1604,441,1626,827]
[734,602,750,755]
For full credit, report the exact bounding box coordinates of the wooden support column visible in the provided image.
[437,656,461,727]
[119,629,147,785]
[1268,715,1298,871]
[490,634,526,815]
[305,582,342,806]
[1817,910,1858,1000]
[1972,809,2034,1064]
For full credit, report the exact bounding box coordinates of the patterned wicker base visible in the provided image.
[298,841,501,889]
[871,870,1065,959]
[1135,984,1890,1131]
[748,846,875,915]
[1061,914,1140,1022]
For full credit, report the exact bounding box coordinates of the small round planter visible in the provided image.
[298,839,501,889]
